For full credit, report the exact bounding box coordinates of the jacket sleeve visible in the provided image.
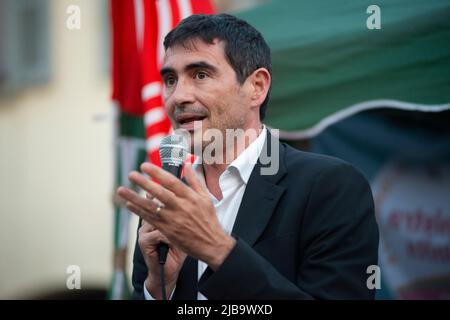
[131,219,147,300]
[198,163,379,299]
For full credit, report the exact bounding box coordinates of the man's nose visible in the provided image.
[172,78,195,105]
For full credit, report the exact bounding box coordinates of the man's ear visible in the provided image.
[248,68,271,108]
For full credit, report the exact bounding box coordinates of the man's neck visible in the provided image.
[202,125,263,200]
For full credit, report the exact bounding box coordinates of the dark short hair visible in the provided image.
[164,14,272,121]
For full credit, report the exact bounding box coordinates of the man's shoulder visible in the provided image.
[280,143,368,183]
[282,143,352,171]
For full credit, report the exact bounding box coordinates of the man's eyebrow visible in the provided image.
[184,61,218,73]
[160,67,175,77]
[160,61,218,77]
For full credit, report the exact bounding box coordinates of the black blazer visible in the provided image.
[131,132,379,299]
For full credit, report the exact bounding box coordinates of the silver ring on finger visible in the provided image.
[155,203,164,218]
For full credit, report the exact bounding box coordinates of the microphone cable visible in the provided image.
[158,243,169,300]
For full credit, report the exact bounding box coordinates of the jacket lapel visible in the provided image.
[231,131,287,246]
[173,256,198,300]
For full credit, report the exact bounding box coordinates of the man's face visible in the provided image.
[161,38,253,151]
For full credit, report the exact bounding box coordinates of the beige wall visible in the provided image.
[0,0,128,298]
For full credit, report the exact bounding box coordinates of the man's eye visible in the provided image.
[164,77,176,86]
[195,71,208,80]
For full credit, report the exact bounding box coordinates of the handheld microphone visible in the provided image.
[157,133,188,263]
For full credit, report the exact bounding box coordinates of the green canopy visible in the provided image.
[237,0,450,136]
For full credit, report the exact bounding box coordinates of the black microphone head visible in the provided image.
[159,133,189,166]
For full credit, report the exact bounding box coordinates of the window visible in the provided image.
[0,0,50,95]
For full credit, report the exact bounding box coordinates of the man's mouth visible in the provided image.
[176,113,207,129]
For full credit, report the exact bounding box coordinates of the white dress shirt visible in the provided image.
[144,126,267,300]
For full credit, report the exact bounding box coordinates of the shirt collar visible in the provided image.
[192,126,267,185]
[228,126,267,184]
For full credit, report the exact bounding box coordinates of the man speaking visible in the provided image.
[117,14,379,300]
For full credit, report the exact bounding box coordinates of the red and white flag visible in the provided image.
[111,0,145,117]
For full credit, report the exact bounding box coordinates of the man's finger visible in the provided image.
[184,163,208,196]
[125,201,156,223]
[140,162,191,198]
[139,230,170,247]
[139,220,155,232]
[118,187,164,223]
[128,171,177,207]
[118,186,155,214]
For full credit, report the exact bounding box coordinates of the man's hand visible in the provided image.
[138,220,186,299]
[117,162,236,271]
